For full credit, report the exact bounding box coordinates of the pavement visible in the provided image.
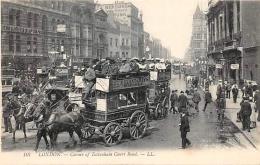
[205,83,260,149]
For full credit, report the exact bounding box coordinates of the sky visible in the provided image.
[98,0,208,59]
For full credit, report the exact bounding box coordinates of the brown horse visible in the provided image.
[33,102,83,150]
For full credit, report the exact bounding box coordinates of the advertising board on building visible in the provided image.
[216,64,222,69]
[57,24,66,33]
[230,64,239,70]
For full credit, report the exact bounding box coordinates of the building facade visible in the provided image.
[1,0,96,72]
[94,8,108,59]
[240,1,260,84]
[107,15,120,58]
[207,0,260,85]
[99,1,144,58]
[185,5,207,62]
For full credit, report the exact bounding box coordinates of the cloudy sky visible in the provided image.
[98,0,208,59]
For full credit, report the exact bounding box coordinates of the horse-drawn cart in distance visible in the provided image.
[147,69,171,119]
[66,71,150,146]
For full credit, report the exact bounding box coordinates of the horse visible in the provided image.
[32,101,83,150]
[23,99,50,151]
[4,96,31,143]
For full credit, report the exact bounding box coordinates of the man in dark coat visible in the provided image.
[178,91,188,113]
[3,95,13,133]
[82,61,96,101]
[240,97,252,132]
[170,90,178,113]
[232,85,239,103]
[179,111,191,149]
[246,83,253,97]
[226,83,232,99]
[203,89,212,112]
[192,88,201,112]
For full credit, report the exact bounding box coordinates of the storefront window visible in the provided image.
[9,34,14,52]
[33,37,37,53]
[16,35,21,52]
[27,37,32,53]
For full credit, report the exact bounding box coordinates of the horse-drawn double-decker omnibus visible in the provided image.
[66,71,150,146]
[147,68,171,119]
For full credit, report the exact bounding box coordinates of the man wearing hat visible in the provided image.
[137,58,149,71]
[170,90,178,113]
[240,97,252,132]
[203,88,212,112]
[82,60,96,101]
[119,58,131,73]
[3,94,13,133]
[179,111,191,149]
[178,91,188,113]
[192,88,201,112]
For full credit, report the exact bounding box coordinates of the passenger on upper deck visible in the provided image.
[148,58,156,70]
[101,57,119,75]
[137,58,149,71]
[119,58,131,73]
[82,60,96,101]
[155,59,166,70]
[129,58,140,72]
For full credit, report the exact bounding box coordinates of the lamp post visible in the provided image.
[219,58,225,86]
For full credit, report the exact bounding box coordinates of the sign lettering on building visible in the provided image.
[2,25,40,35]
[216,64,222,69]
[230,64,239,70]
[57,24,66,33]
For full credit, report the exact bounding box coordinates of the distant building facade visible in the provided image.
[186,5,207,62]
[99,1,144,58]
[107,15,120,58]
[94,8,108,59]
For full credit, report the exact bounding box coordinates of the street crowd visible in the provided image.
[168,75,260,149]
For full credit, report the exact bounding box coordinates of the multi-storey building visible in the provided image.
[207,0,260,84]
[1,0,95,72]
[99,1,144,58]
[186,5,207,62]
[107,15,120,58]
[94,8,108,59]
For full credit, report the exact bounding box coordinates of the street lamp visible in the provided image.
[219,58,225,86]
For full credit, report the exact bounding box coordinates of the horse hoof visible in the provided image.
[24,139,27,143]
